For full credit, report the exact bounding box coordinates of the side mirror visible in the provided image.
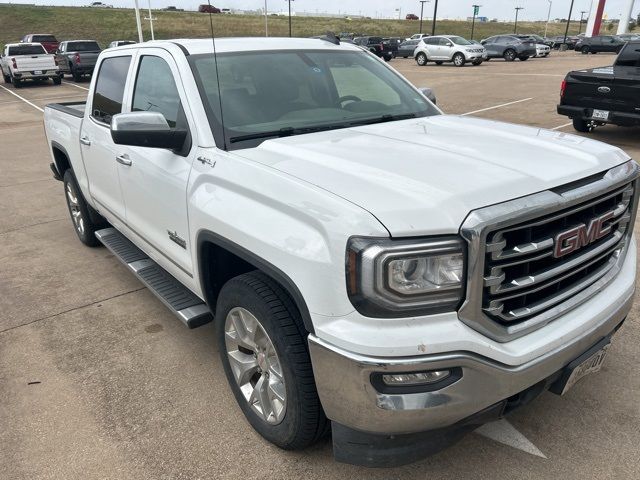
[446,42,453,47]
[418,87,437,105]
[111,112,187,150]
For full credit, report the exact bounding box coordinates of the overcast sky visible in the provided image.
[5,0,639,21]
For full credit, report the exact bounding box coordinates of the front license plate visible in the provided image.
[33,70,43,75]
[592,109,610,121]
[560,345,609,395]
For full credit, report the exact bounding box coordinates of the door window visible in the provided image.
[438,38,452,46]
[91,56,132,124]
[131,55,187,130]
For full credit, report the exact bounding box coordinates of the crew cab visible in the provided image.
[20,34,60,53]
[44,38,638,468]
[558,41,640,132]
[353,36,392,61]
[55,40,102,81]
[1,43,60,87]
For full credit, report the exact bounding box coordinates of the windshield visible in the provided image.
[8,45,46,55]
[190,50,439,150]
[450,36,472,46]
[68,41,100,52]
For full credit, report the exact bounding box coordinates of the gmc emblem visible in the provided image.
[553,210,615,258]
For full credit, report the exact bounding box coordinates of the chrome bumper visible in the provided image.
[308,291,633,435]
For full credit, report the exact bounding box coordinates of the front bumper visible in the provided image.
[309,289,633,436]
[558,104,640,127]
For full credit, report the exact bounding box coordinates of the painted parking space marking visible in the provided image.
[462,97,534,116]
[475,419,547,458]
[0,85,44,112]
[62,81,90,91]
[551,122,574,130]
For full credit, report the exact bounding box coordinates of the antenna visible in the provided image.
[207,0,227,150]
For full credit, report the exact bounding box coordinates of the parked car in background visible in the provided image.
[481,35,536,61]
[526,34,554,47]
[1,43,60,87]
[558,40,640,132]
[163,6,184,11]
[407,33,429,41]
[619,33,640,42]
[548,35,578,50]
[20,34,60,54]
[88,1,113,7]
[199,4,221,13]
[514,35,551,57]
[382,37,402,58]
[353,36,392,61]
[397,39,420,58]
[576,35,626,54]
[55,40,101,82]
[107,40,136,49]
[406,14,419,20]
[414,35,487,66]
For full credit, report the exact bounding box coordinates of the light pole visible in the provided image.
[431,0,439,36]
[471,4,481,40]
[264,0,268,37]
[514,7,524,34]
[579,10,587,33]
[133,0,143,43]
[396,7,402,20]
[419,1,428,34]
[285,0,294,37]
[563,0,575,45]
[145,0,155,41]
[544,0,553,38]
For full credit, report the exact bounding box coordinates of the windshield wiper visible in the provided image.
[349,112,418,126]
[229,124,348,143]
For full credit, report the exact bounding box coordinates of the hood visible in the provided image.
[234,115,630,237]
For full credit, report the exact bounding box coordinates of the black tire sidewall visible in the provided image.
[504,49,516,61]
[416,52,427,65]
[215,273,325,450]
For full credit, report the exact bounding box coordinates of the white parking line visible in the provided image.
[551,122,574,130]
[62,81,89,91]
[462,97,534,116]
[0,85,44,113]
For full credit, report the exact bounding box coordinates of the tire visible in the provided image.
[12,77,22,88]
[402,55,409,59]
[503,49,516,62]
[216,271,329,450]
[73,71,82,82]
[453,53,466,67]
[53,75,62,85]
[415,52,428,66]
[62,169,106,247]
[383,54,392,62]
[435,61,443,65]
[472,60,483,66]
[572,118,591,133]
[2,73,10,83]
[518,56,529,61]
[581,46,590,54]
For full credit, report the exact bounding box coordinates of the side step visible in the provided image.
[95,228,213,329]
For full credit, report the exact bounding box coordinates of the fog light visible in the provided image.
[382,370,450,386]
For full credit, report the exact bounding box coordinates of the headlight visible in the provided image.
[346,237,465,318]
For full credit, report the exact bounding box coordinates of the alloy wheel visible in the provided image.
[224,307,286,425]
[66,182,85,235]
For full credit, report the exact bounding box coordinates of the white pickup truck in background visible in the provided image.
[1,42,60,87]
[43,38,638,467]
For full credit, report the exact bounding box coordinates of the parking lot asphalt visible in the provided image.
[1,51,639,479]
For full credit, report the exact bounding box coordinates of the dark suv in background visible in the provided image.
[353,36,393,61]
[576,35,627,54]
[481,35,537,61]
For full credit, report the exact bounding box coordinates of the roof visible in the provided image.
[146,37,363,55]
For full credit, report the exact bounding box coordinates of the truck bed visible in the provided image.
[46,101,86,118]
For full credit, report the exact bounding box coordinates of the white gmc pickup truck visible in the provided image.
[44,38,638,467]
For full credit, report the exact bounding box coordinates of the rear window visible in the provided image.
[92,56,132,124]
[616,43,640,67]
[32,35,57,43]
[68,41,101,52]
[8,45,47,56]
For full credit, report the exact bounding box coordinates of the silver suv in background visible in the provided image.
[414,35,487,67]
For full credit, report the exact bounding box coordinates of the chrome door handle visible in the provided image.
[80,136,91,146]
[116,154,132,166]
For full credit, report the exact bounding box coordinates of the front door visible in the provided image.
[116,49,196,279]
[80,54,133,223]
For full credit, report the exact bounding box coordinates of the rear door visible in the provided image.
[483,37,499,57]
[80,53,134,222]
[116,49,196,278]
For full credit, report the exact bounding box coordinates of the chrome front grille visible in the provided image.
[483,182,633,324]
[459,161,639,342]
